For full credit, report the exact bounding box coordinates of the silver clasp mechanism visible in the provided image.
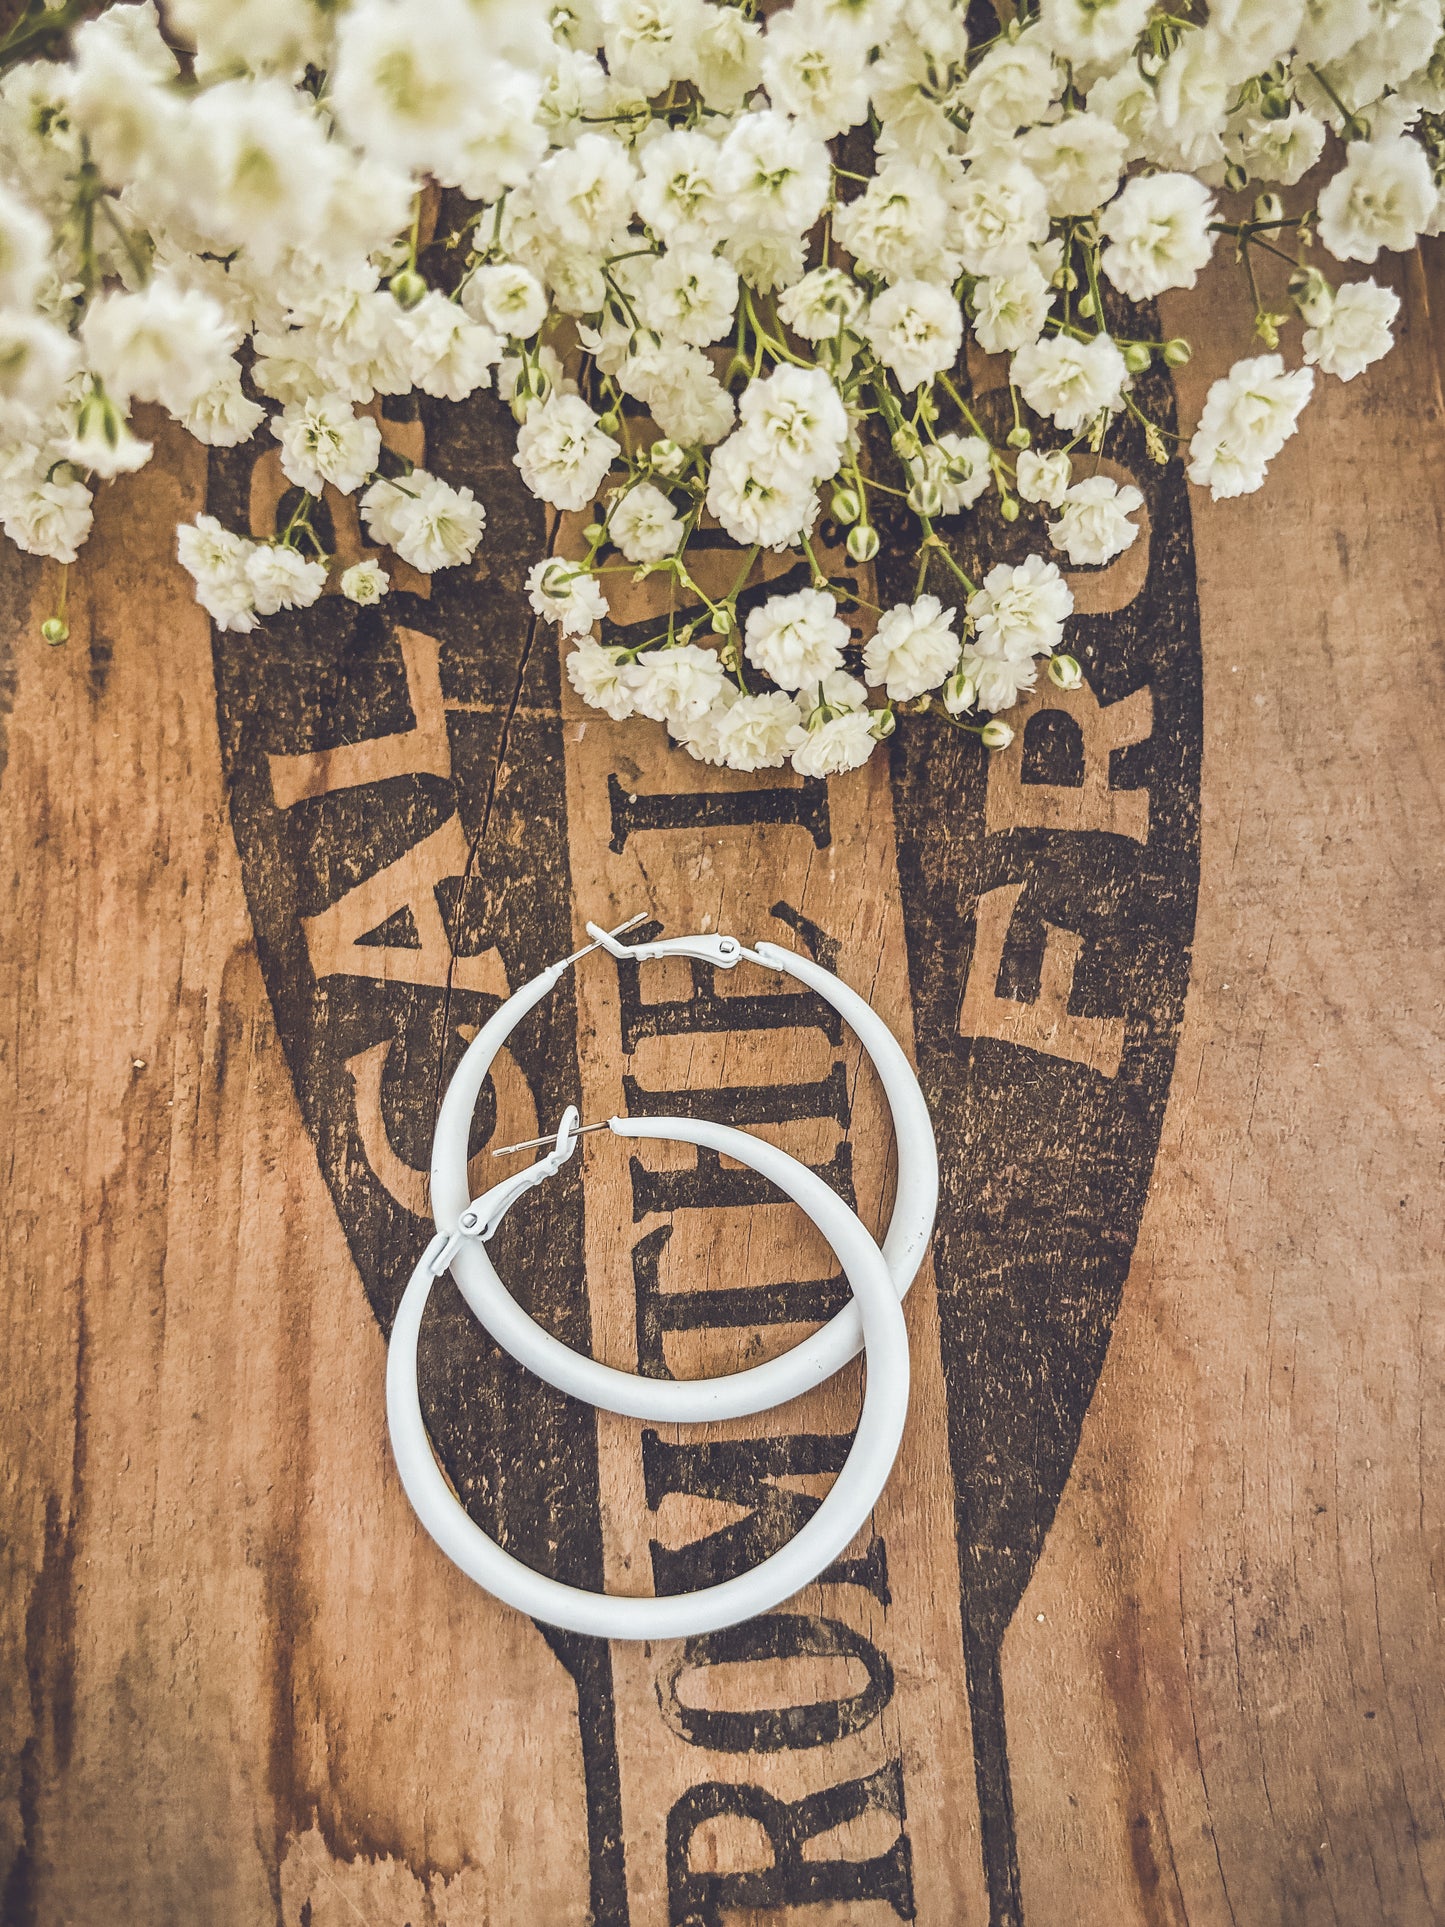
[583,919,742,970]
[431,1108,582,1267]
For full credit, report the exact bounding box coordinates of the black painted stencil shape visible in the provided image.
[209,347,1200,1925]
[876,348,1202,1924]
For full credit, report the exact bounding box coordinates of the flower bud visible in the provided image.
[1077,292,1096,319]
[41,616,68,646]
[846,522,879,562]
[1224,160,1248,192]
[869,704,897,740]
[943,669,976,716]
[1000,495,1020,522]
[831,485,861,523]
[711,603,736,636]
[980,718,1014,749]
[916,390,939,424]
[582,522,605,546]
[1122,341,1152,373]
[389,267,427,310]
[1048,652,1083,690]
[890,424,922,459]
[1254,191,1283,224]
[598,409,620,434]
[1005,424,1031,450]
[1259,83,1291,120]
[1161,338,1192,366]
[907,476,943,518]
[650,438,685,476]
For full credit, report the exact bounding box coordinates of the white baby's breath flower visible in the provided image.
[1317,136,1437,263]
[1,469,93,564]
[864,279,964,391]
[694,0,763,109]
[627,641,728,724]
[762,8,873,139]
[960,33,1058,133]
[397,291,501,401]
[246,542,327,615]
[1099,172,1216,300]
[274,393,382,495]
[0,184,51,308]
[528,557,609,634]
[1021,113,1128,218]
[863,594,961,701]
[915,432,992,513]
[1186,353,1314,499]
[619,343,735,446]
[81,277,238,415]
[713,689,806,770]
[777,266,866,343]
[835,165,960,283]
[177,514,258,631]
[610,480,684,563]
[967,553,1073,660]
[1301,278,1400,380]
[970,263,1054,355]
[532,131,637,251]
[1011,331,1128,433]
[1048,474,1143,565]
[341,559,390,604]
[717,110,831,237]
[791,705,878,777]
[567,637,638,719]
[1036,0,1151,66]
[1015,447,1072,507]
[744,586,850,690]
[957,647,1039,711]
[462,263,548,340]
[62,387,153,478]
[601,0,703,97]
[951,157,1051,277]
[737,364,849,482]
[362,469,486,570]
[514,391,619,511]
[181,368,267,447]
[633,127,728,241]
[640,245,739,348]
[706,433,819,549]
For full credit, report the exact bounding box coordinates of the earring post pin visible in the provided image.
[556,910,649,970]
[491,1119,614,1158]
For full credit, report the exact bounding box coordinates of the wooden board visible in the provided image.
[0,247,1440,1927]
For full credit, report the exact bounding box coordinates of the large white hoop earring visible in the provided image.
[427,917,938,1421]
[388,1110,911,1640]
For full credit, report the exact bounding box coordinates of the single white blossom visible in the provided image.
[967,553,1073,660]
[744,587,851,689]
[1011,332,1128,433]
[514,392,619,512]
[567,637,638,719]
[863,594,961,701]
[864,279,964,391]
[610,480,684,563]
[713,689,806,770]
[1186,354,1314,499]
[274,393,382,495]
[1317,136,1436,263]
[1099,172,1216,299]
[1302,278,1400,380]
[791,706,879,777]
[1049,474,1144,564]
[341,559,390,604]
[1016,447,1072,507]
[246,542,327,615]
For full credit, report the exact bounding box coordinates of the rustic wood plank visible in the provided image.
[0,247,1438,1927]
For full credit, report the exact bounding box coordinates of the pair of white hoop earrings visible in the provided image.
[386,913,939,1640]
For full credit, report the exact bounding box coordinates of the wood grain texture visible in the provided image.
[0,245,1439,1927]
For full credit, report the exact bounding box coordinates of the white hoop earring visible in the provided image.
[423,909,932,1425]
[388,1110,910,1639]
[426,917,938,1422]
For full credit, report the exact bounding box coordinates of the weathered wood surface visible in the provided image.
[0,249,1440,1927]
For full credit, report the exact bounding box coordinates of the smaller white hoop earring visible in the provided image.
[429,917,938,1421]
[388,1110,910,1641]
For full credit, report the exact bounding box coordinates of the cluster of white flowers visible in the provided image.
[0,0,1440,771]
